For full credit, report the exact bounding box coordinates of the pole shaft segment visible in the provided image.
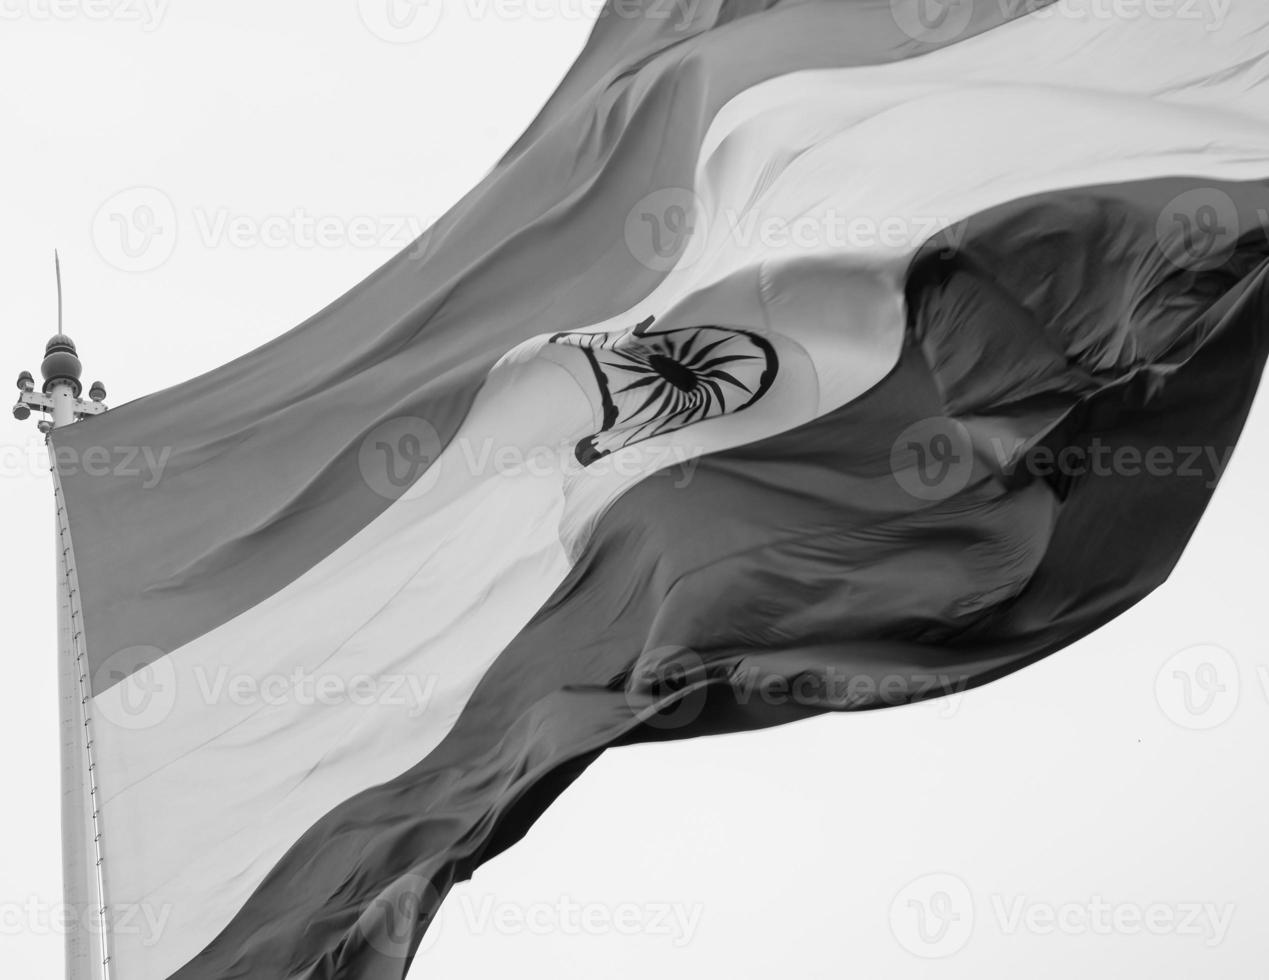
[51,451,114,980]
[50,381,77,428]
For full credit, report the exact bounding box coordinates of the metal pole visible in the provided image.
[11,259,114,980]
[49,381,78,429]
[52,456,113,980]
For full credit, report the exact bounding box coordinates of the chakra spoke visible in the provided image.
[651,385,681,421]
[627,383,670,422]
[696,353,758,370]
[698,377,728,405]
[704,369,750,390]
[610,347,653,366]
[674,332,699,364]
[683,337,731,368]
[603,360,656,374]
[614,375,661,394]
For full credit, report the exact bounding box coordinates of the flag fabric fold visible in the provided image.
[51,2,1269,977]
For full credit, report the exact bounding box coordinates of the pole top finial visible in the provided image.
[46,333,77,356]
[42,332,84,397]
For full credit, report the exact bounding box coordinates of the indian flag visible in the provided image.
[50,2,1269,977]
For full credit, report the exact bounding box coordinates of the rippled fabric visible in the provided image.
[171,179,1269,979]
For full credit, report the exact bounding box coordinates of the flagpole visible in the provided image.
[13,255,113,980]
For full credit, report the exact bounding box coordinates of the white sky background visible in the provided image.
[1,2,1268,978]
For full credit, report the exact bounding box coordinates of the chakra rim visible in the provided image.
[550,316,779,465]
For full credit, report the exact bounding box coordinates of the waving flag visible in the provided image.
[52,2,1269,977]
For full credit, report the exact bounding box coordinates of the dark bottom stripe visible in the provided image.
[172,177,1269,979]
